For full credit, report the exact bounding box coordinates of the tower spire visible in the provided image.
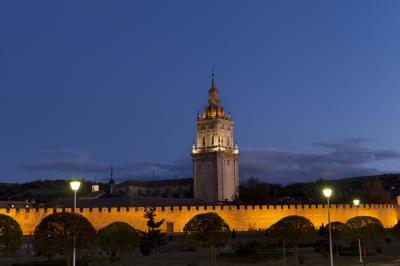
[211,67,217,88]
[109,164,115,184]
[111,164,114,179]
[203,67,224,119]
[108,164,115,195]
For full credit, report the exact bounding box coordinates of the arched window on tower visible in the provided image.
[212,136,215,145]
[202,137,205,147]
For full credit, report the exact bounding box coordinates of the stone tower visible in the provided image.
[192,71,239,202]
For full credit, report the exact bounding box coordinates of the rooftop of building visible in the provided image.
[116,178,193,188]
[0,200,33,209]
[46,196,207,208]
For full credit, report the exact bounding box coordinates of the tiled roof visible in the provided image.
[80,191,106,200]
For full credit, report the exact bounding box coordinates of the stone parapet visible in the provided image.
[1,203,398,235]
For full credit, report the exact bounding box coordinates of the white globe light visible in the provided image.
[353,199,360,206]
[323,188,332,198]
[70,180,81,191]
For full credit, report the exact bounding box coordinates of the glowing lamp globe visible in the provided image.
[70,180,81,191]
[353,199,360,206]
[322,188,332,198]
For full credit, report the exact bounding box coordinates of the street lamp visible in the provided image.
[323,188,334,266]
[70,181,81,209]
[353,199,363,263]
[70,180,81,266]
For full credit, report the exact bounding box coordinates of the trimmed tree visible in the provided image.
[324,221,344,257]
[97,222,140,265]
[0,214,23,256]
[32,212,96,266]
[392,220,400,240]
[267,215,316,266]
[183,212,230,266]
[343,216,384,265]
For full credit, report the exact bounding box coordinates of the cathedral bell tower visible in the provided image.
[192,71,239,202]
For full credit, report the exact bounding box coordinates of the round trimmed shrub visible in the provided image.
[0,213,23,255]
[97,222,140,255]
[32,212,96,262]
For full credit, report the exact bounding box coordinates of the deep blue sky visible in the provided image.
[2,1,400,183]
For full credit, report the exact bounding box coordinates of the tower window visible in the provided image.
[212,136,214,145]
[218,136,221,144]
[202,137,205,147]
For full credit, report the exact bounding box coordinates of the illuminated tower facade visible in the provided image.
[192,72,239,202]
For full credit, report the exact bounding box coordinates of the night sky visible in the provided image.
[2,1,400,184]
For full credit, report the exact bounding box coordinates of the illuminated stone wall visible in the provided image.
[1,203,398,236]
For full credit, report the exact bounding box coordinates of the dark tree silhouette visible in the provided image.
[97,222,140,265]
[325,221,344,257]
[239,177,281,203]
[343,216,384,265]
[267,215,316,266]
[140,208,165,259]
[391,221,400,240]
[361,179,391,203]
[184,212,230,266]
[32,212,96,266]
[0,214,23,256]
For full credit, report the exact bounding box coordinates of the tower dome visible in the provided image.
[203,71,227,119]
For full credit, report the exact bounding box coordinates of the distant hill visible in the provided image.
[239,173,400,204]
[326,173,400,201]
[0,179,96,203]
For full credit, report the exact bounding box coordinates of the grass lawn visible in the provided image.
[1,233,400,266]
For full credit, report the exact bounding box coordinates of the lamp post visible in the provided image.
[353,199,362,263]
[323,188,334,266]
[70,180,81,266]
